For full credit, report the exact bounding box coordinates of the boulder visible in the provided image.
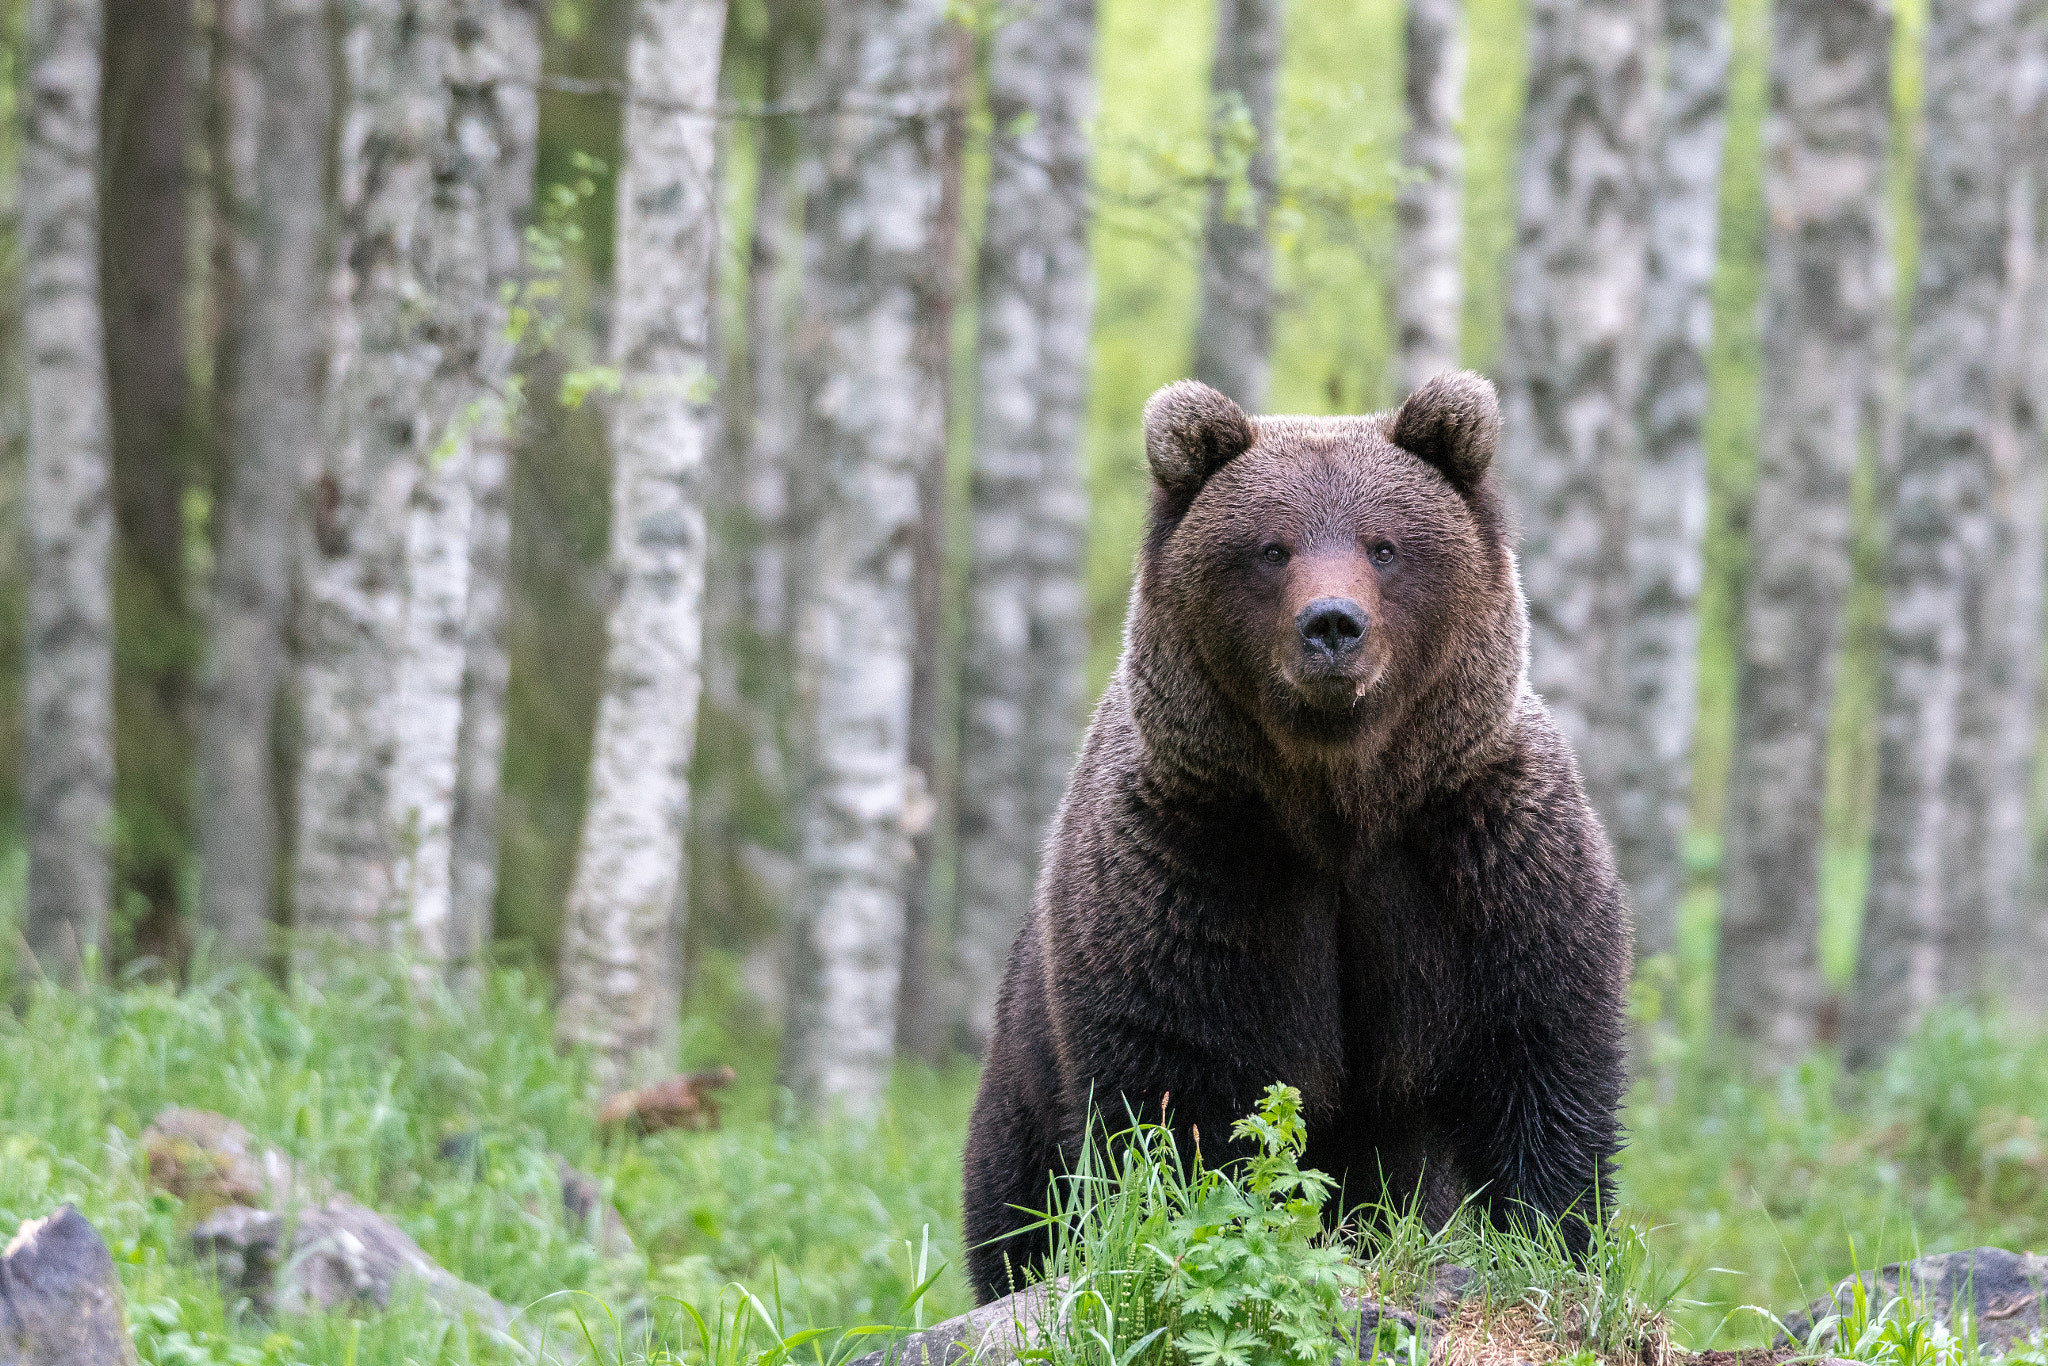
[0,1205,137,1366]
[1781,1248,2048,1357]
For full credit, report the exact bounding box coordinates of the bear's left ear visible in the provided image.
[1143,380,1256,498]
[1389,370,1500,492]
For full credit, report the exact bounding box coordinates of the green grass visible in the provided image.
[2,963,2046,1364]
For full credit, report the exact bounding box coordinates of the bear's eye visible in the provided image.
[1371,542,1397,566]
[1260,544,1288,565]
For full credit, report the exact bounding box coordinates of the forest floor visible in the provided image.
[1,957,2045,1366]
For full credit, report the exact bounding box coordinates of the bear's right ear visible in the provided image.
[1143,381,1255,498]
[1389,370,1501,493]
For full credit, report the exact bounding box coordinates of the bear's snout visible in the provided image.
[1295,596,1369,661]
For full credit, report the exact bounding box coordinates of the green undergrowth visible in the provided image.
[3,965,2047,1364]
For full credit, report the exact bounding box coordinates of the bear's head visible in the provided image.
[1137,371,1521,758]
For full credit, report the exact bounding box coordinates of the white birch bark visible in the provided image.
[21,0,115,985]
[1612,0,1730,961]
[198,0,330,966]
[554,0,727,1085]
[292,0,452,970]
[1394,0,1465,392]
[1496,0,1656,820]
[1937,17,2048,1006]
[954,0,1098,1057]
[1191,0,1282,412]
[777,0,954,1115]
[445,0,539,971]
[1845,0,2018,1067]
[1715,0,1893,1066]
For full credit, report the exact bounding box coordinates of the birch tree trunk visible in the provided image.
[1714,0,1892,1066]
[1612,0,1730,962]
[198,0,329,966]
[1394,0,1465,392]
[1191,0,1281,412]
[554,0,727,1084]
[21,0,116,985]
[1935,22,2048,1006]
[953,0,1098,1059]
[1497,0,1656,820]
[103,0,195,964]
[1845,0,2017,1068]
[443,0,543,975]
[292,0,452,970]
[777,0,955,1115]
[894,20,970,1064]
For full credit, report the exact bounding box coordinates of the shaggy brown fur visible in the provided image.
[961,373,1631,1303]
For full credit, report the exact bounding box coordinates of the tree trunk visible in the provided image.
[443,0,544,977]
[291,0,452,970]
[1714,0,1892,1067]
[102,0,194,969]
[1496,0,1655,824]
[1936,19,2048,1006]
[1612,0,1730,962]
[1394,0,1464,392]
[197,0,329,968]
[952,0,1098,1059]
[894,19,970,1065]
[1191,0,1281,412]
[1845,0,2017,1068]
[21,0,116,985]
[777,0,955,1116]
[554,0,728,1085]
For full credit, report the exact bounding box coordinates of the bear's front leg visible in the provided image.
[1422,738,1631,1255]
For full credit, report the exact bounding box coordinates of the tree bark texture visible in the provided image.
[1496,0,1655,825]
[1612,0,1730,961]
[893,20,970,1065]
[1934,20,2048,1006]
[554,0,727,1085]
[22,0,116,984]
[198,0,330,967]
[952,0,1098,1058]
[102,0,195,964]
[1846,0,2016,1068]
[1715,0,1893,1067]
[1394,0,1465,392]
[777,0,955,1115]
[292,0,453,970]
[442,0,543,973]
[1191,0,1281,412]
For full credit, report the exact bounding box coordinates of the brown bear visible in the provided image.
[960,372,1631,1304]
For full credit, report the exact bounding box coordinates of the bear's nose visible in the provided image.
[1296,597,1368,658]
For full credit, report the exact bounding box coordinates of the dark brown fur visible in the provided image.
[961,373,1631,1303]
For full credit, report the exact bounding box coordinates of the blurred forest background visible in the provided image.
[0,0,2044,1106]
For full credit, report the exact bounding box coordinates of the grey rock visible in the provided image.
[1781,1248,2048,1357]
[192,1196,513,1329]
[0,1205,138,1366]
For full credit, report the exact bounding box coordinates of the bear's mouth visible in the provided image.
[1280,657,1381,712]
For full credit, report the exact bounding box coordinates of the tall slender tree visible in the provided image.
[1934,18,2048,1005]
[894,18,972,1063]
[555,0,728,1084]
[777,0,956,1115]
[291,0,453,970]
[447,0,544,973]
[102,0,195,963]
[1845,0,2018,1068]
[1496,0,1656,820]
[21,0,115,985]
[198,0,332,966]
[1394,0,1464,391]
[951,0,1099,1059]
[1192,0,1282,412]
[1715,0,1893,1066]
[1613,0,1731,961]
